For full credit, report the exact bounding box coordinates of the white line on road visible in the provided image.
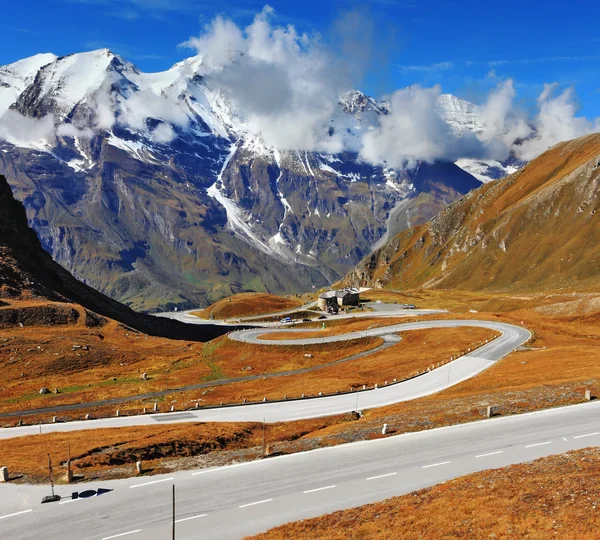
[573,432,599,439]
[525,441,552,448]
[563,437,568,441]
[239,499,273,508]
[192,462,258,475]
[175,514,208,523]
[304,485,336,494]
[101,530,142,540]
[59,498,80,505]
[0,509,32,521]
[422,461,451,469]
[130,477,173,489]
[367,472,397,481]
[476,451,503,458]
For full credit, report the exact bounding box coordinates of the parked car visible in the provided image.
[302,318,312,322]
[318,315,327,320]
[280,317,292,323]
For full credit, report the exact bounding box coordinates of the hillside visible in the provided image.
[0,175,228,341]
[192,292,303,320]
[347,134,600,293]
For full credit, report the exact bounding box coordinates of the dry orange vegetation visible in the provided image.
[0,300,495,424]
[259,316,423,339]
[250,447,600,540]
[2,289,600,488]
[0,415,355,484]
[191,292,303,320]
[0,299,389,416]
[350,133,600,294]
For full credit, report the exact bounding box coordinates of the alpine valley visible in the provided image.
[0,49,522,312]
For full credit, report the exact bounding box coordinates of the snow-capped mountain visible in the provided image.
[0,49,506,311]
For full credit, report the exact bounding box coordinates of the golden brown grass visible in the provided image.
[191,292,303,320]
[3,290,600,491]
[249,447,600,540]
[0,415,355,483]
[0,306,385,414]
[352,134,600,294]
[0,319,495,424]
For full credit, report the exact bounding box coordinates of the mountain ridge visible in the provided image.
[0,49,514,311]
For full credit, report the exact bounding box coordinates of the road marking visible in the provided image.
[476,451,503,458]
[59,498,80,505]
[422,461,451,469]
[0,509,32,520]
[525,441,552,448]
[192,462,258,475]
[304,485,336,494]
[573,432,599,439]
[239,499,273,508]
[562,437,568,441]
[101,530,142,540]
[175,514,208,523]
[367,472,397,481]
[130,477,173,489]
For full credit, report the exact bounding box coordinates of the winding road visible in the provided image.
[0,318,529,439]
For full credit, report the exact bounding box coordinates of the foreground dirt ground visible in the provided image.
[249,447,600,540]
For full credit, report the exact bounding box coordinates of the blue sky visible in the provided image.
[1,0,599,117]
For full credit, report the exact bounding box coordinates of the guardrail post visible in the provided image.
[486,405,497,418]
[585,389,592,401]
[0,467,8,482]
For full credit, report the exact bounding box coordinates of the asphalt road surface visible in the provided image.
[0,320,529,440]
[2,401,600,540]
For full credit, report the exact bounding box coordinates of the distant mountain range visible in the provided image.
[345,133,600,294]
[0,49,521,311]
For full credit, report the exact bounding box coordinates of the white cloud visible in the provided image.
[120,89,190,132]
[183,6,352,152]
[516,84,600,160]
[56,123,94,138]
[360,85,487,167]
[151,122,176,143]
[0,110,55,147]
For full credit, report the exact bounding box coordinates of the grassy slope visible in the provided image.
[192,292,303,320]
[348,133,600,294]
[250,448,600,540]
